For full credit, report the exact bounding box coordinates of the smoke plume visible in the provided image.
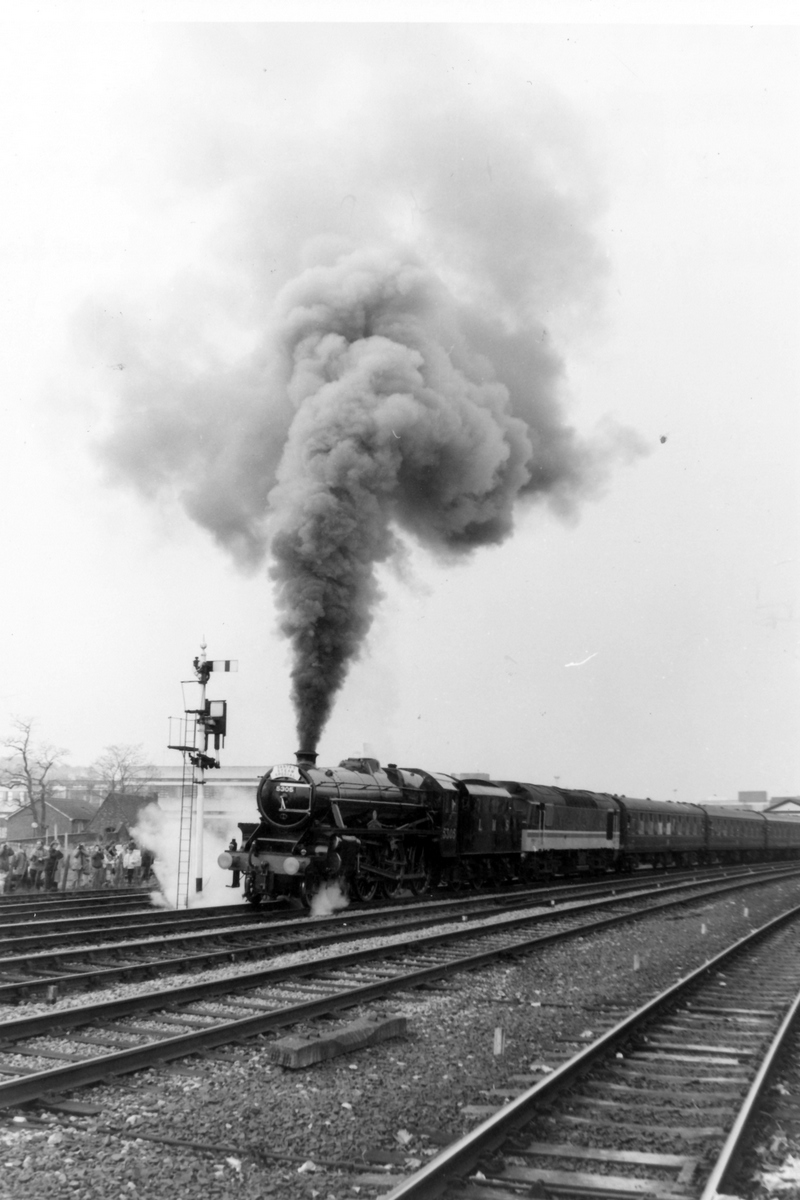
[90,37,643,750]
[267,245,609,749]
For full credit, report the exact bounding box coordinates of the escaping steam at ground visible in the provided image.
[309,881,350,919]
[91,37,645,750]
[133,801,243,909]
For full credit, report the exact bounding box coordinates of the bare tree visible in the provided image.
[89,744,156,797]
[0,717,69,837]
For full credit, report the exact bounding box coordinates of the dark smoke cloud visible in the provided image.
[90,30,644,749]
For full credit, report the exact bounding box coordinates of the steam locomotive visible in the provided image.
[217,750,800,906]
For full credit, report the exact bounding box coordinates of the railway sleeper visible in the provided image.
[551,1112,726,1138]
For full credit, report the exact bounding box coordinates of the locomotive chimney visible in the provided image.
[295,749,318,767]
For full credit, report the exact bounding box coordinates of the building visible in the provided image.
[140,764,265,821]
[85,792,160,845]
[765,796,800,820]
[5,798,97,846]
[737,791,769,810]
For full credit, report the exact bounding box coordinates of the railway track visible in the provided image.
[0,864,796,1003]
[0,865,796,1116]
[0,888,155,916]
[1,863,796,1002]
[382,904,800,1200]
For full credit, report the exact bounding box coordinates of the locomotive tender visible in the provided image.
[218,751,800,905]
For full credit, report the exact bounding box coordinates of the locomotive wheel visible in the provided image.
[407,845,432,896]
[485,859,508,888]
[408,865,432,896]
[243,874,262,907]
[351,874,380,902]
[520,857,548,884]
[451,860,477,891]
[379,843,407,899]
[299,872,323,908]
[381,875,405,899]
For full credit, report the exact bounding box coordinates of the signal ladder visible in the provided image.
[168,716,198,910]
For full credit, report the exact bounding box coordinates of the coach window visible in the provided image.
[544,804,555,828]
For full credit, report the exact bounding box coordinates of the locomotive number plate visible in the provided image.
[267,764,302,781]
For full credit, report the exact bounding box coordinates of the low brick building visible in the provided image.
[5,798,96,846]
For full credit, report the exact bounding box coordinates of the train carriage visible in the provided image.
[701,805,766,863]
[613,796,706,870]
[763,811,800,858]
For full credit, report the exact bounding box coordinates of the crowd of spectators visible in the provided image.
[0,840,155,891]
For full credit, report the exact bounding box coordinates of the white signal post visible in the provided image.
[187,646,237,895]
[195,651,207,895]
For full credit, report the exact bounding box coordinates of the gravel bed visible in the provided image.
[0,882,733,1021]
[0,897,564,1021]
[0,879,798,1200]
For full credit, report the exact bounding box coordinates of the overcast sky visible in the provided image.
[0,3,797,803]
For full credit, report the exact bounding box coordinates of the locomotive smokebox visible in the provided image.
[295,749,318,767]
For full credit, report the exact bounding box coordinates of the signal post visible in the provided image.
[169,644,237,900]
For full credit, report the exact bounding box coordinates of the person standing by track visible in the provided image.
[122,841,141,886]
[67,843,89,890]
[90,845,106,889]
[9,845,28,892]
[140,847,154,886]
[0,845,11,893]
[43,842,63,891]
[29,842,46,890]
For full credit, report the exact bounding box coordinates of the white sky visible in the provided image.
[0,4,797,802]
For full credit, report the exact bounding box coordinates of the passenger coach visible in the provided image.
[613,796,706,870]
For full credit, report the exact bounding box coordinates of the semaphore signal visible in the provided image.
[168,643,238,905]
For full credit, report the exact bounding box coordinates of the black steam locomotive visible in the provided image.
[217,751,800,906]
